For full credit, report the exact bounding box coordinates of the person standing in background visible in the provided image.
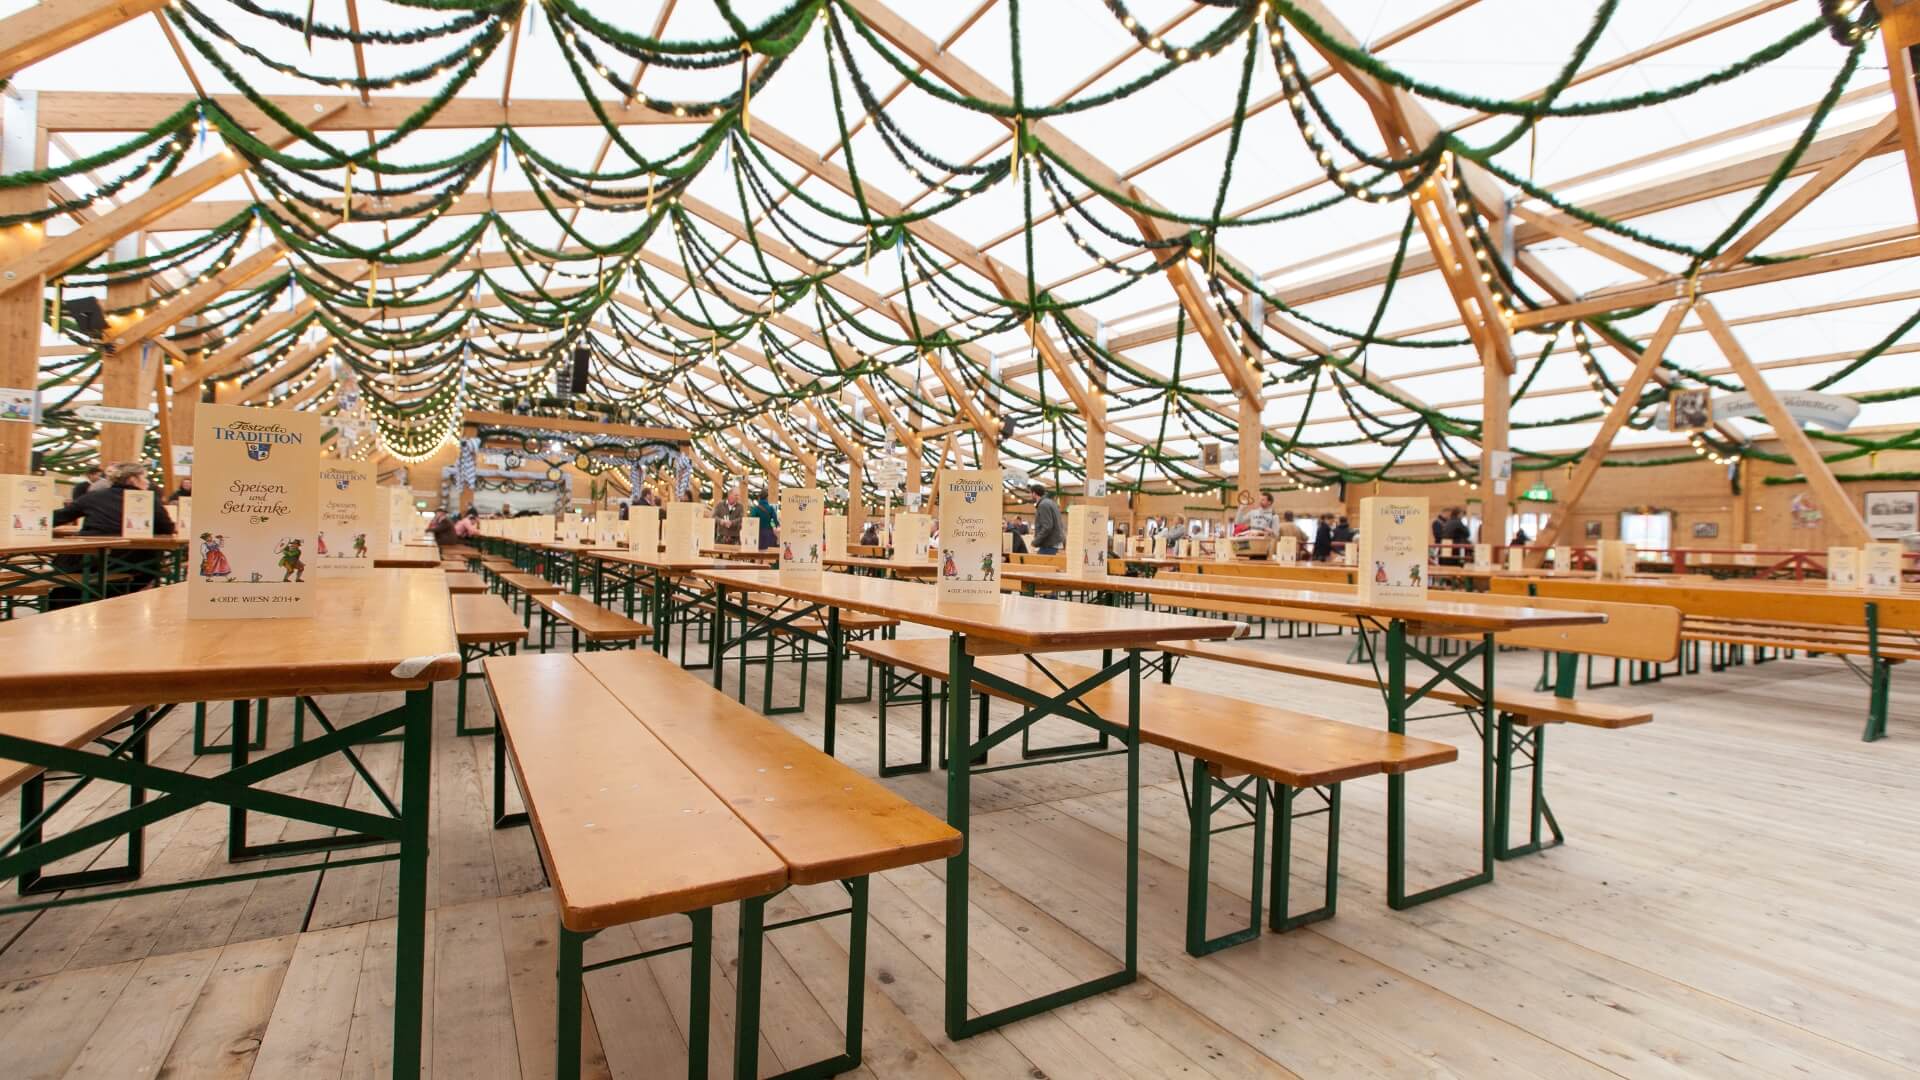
[1029,484,1065,555]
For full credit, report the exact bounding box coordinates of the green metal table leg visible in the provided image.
[391,685,433,1080]
[824,606,842,758]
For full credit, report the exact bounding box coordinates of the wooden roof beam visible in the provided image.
[1879,1,1920,223]
[0,0,167,79]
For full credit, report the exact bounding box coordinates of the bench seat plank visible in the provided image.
[452,594,526,645]
[484,653,787,931]
[0,706,141,797]
[850,638,1455,787]
[499,572,561,596]
[534,594,650,643]
[578,650,961,885]
[443,571,487,594]
[1161,641,1651,729]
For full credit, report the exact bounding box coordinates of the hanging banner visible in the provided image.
[1356,496,1428,603]
[121,488,154,539]
[779,488,825,575]
[1652,389,1858,431]
[936,469,1002,603]
[1065,504,1109,578]
[188,404,318,619]
[317,458,376,574]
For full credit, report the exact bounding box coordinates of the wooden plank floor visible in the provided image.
[3,620,1918,1078]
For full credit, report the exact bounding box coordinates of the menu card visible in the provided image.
[892,513,930,565]
[1276,535,1298,565]
[825,514,848,560]
[121,488,154,539]
[779,488,824,575]
[1506,547,1525,573]
[187,403,318,619]
[1864,542,1903,594]
[664,502,701,560]
[1356,496,1428,604]
[316,458,375,574]
[626,505,660,556]
[1827,546,1859,591]
[0,474,53,544]
[935,469,1002,603]
[1596,539,1633,581]
[1065,504,1109,578]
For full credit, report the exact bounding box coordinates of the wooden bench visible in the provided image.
[847,636,1454,954]
[484,651,959,1078]
[443,570,487,594]
[497,571,561,626]
[452,593,524,736]
[530,592,651,652]
[1,704,147,893]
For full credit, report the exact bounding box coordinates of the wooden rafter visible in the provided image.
[1880,0,1920,222]
[0,0,167,79]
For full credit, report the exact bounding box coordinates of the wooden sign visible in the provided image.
[0,474,53,544]
[779,488,825,574]
[121,488,154,539]
[1827,546,1860,591]
[825,513,848,560]
[1356,496,1428,603]
[935,469,1002,604]
[316,459,375,574]
[626,505,660,555]
[664,502,700,560]
[1863,542,1903,594]
[1065,504,1109,578]
[188,403,319,619]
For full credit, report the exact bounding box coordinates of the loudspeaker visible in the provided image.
[569,347,590,394]
[66,296,105,341]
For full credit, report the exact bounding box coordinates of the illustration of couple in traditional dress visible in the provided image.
[277,537,306,582]
[198,533,234,580]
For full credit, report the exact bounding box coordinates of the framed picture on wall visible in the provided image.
[1583,520,1603,540]
[1668,387,1711,432]
[1864,490,1919,539]
[1692,521,1719,539]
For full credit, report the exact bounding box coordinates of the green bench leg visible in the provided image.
[492,716,528,830]
[734,879,869,1079]
[1271,782,1340,931]
[1183,758,1266,956]
[1494,716,1564,859]
[876,667,933,778]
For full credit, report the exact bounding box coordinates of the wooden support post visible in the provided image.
[98,232,150,464]
[845,457,866,535]
[0,91,44,474]
[1879,1,1920,224]
[1696,300,1871,545]
[1237,396,1263,503]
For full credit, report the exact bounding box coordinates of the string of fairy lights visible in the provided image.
[13,0,1914,491]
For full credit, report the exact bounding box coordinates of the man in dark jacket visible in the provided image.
[1029,484,1065,555]
[70,466,102,504]
[50,461,175,607]
[1438,508,1471,566]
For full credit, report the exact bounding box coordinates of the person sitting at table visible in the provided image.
[859,520,881,547]
[70,466,102,504]
[169,475,192,503]
[454,507,479,539]
[49,461,176,608]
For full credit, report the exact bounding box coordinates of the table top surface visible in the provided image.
[373,554,443,568]
[1003,568,1607,632]
[825,555,937,574]
[698,568,1240,650]
[0,568,461,712]
[585,549,756,572]
[703,545,779,560]
[1,536,146,557]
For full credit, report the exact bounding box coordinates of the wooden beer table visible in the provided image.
[825,554,937,579]
[703,543,779,564]
[0,536,123,601]
[578,550,754,666]
[1003,567,1606,908]
[0,568,457,1079]
[696,567,1238,1042]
